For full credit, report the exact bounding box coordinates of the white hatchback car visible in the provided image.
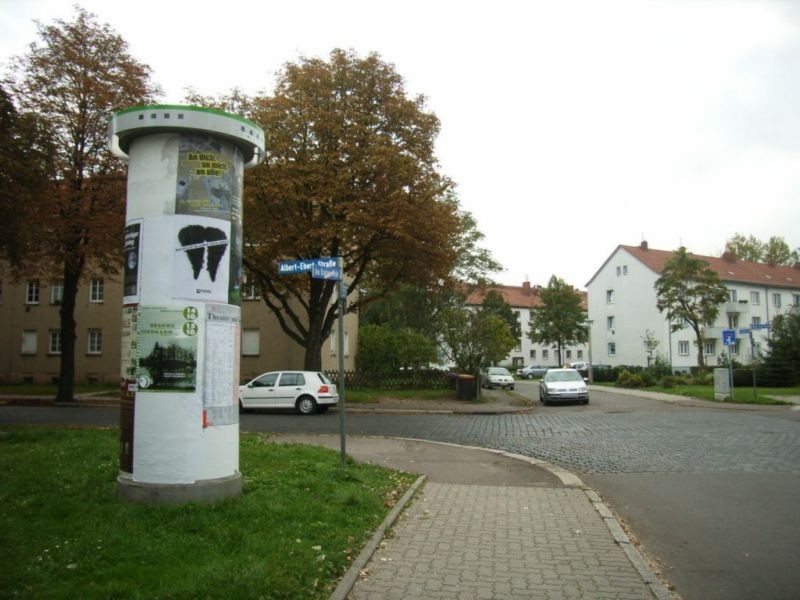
[239,371,338,415]
[481,367,515,390]
[538,368,589,405]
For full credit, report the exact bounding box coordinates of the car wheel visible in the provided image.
[296,396,317,415]
[584,398,590,405]
[527,374,534,379]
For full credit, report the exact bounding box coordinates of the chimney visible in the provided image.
[793,261,800,271]
[722,251,737,263]
[522,281,531,296]
[640,240,648,250]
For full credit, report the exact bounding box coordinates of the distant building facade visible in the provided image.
[466,281,589,370]
[0,268,356,385]
[586,242,800,370]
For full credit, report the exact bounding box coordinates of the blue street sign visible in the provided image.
[279,257,341,281]
[722,329,736,346]
[739,328,751,335]
[751,323,770,330]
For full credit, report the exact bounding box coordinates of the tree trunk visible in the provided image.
[304,330,324,371]
[55,257,83,402]
[693,327,706,373]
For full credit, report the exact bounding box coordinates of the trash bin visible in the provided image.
[457,374,477,400]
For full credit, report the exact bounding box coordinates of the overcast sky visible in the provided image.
[3,0,799,288]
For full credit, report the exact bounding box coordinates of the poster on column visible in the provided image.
[136,305,200,393]
[123,220,143,303]
[203,303,240,426]
[172,215,231,303]
[175,134,240,221]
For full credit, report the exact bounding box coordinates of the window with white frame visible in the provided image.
[678,340,690,355]
[728,289,737,302]
[728,314,739,329]
[530,349,536,359]
[772,293,782,308]
[704,340,715,355]
[751,316,761,326]
[242,282,259,300]
[607,342,616,357]
[607,316,614,330]
[566,350,572,360]
[26,280,40,304]
[622,265,628,275]
[50,282,63,304]
[49,330,62,354]
[731,340,740,355]
[241,329,260,356]
[22,330,37,354]
[750,291,760,305]
[616,266,621,276]
[514,340,522,352]
[542,349,549,360]
[90,278,104,303]
[606,289,614,304]
[87,329,102,354]
[794,294,800,307]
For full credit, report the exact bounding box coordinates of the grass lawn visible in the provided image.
[594,381,798,405]
[0,426,415,599]
[345,388,456,404]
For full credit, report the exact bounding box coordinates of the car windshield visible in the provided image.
[489,368,510,375]
[545,370,583,382]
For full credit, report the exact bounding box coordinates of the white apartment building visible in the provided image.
[466,281,589,370]
[587,242,800,371]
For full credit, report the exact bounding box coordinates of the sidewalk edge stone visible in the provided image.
[329,474,426,600]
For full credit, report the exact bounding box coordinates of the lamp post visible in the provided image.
[587,320,594,384]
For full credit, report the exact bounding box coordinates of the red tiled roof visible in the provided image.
[621,244,800,289]
[466,283,588,310]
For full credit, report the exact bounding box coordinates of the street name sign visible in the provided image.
[279,257,341,281]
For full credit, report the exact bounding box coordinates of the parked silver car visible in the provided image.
[518,364,550,379]
[239,371,338,414]
[481,367,515,390]
[538,368,589,405]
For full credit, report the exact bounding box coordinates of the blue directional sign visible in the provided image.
[739,328,751,335]
[722,329,736,346]
[751,323,770,330]
[279,257,341,281]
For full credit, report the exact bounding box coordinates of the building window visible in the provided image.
[242,329,260,356]
[731,340,740,355]
[49,330,62,354]
[728,289,737,302]
[704,340,715,355]
[750,291,760,305]
[678,341,690,356]
[344,331,350,357]
[566,350,572,360]
[772,293,781,308]
[794,294,800,307]
[728,314,739,329]
[90,278,104,303]
[622,265,628,275]
[512,357,524,368]
[542,349,549,360]
[26,280,40,304]
[751,316,761,326]
[607,342,616,357]
[616,266,621,276]
[87,329,102,354]
[607,316,615,330]
[22,330,37,354]
[606,289,614,304]
[577,350,583,359]
[50,282,63,304]
[242,282,259,300]
[530,349,536,359]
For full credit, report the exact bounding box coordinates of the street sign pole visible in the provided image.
[728,344,735,402]
[337,257,347,468]
[749,330,757,402]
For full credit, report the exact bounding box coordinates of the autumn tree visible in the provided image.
[654,247,729,372]
[6,7,159,401]
[527,276,587,366]
[240,49,467,370]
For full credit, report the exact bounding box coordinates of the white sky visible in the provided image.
[2,0,799,288]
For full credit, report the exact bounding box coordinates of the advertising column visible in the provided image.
[109,105,265,503]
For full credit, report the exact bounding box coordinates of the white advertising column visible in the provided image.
[109,105,265,504]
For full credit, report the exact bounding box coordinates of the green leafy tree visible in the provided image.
[479,289,522,348]
[439,300,516,374]
[527,276,587,366]
[654,247,729,372]
[6,7,159,401]
[763,236,798,266]
[762,307,800,385]
[724,233,798,265]
[237,49,468,370]
[356,324,438,372]
[642,330,660,367]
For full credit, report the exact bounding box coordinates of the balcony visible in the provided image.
[724,300,750,314]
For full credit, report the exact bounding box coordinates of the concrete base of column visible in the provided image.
[117,471,242,505]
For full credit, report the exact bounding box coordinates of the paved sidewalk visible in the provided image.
[273,435,674,600]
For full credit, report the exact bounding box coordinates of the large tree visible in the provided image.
[654,247,729,372]
[762,307,800,385]
[6,7,159,401]
[481,290,522,340]
[724,233,799,265]
[527,276,588,366]
[241,50,466,370]
[439,300,516,374]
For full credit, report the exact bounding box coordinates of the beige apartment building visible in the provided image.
[0,270,356,385]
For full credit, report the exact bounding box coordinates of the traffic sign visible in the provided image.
[722,329,736,346]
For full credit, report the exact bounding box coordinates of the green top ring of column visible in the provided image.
[109,104,266,168]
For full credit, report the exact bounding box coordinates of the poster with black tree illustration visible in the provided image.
[172,215,231,302]
[136,305,199,393]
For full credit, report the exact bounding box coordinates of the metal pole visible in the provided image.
[750,331,757,402]
[337,259,347,468]
[587,320,594,384]
[728,344,735,402]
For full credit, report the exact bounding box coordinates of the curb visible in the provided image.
[332,435,676,600]
[329,474,426,600]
